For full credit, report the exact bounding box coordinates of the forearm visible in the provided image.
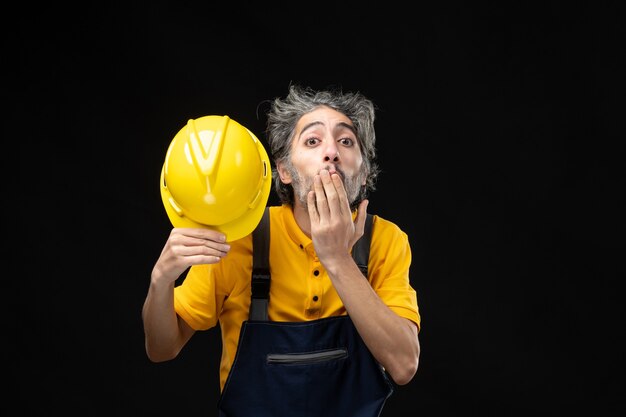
[142,277,187,362]
[326,257,420,385]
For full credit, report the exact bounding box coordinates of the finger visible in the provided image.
[170,229,231,253]
[330,172,351,216]
[319,170,342,217]
[175,244,230,258]
[307,190,320,224]
[185,254,224,266]
[313,173,330,221]
[354,199,369,238]
[175,228,227,243]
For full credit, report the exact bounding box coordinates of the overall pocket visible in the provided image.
[266,348,348,365]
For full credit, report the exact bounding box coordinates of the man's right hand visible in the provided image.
[151,228,231,286]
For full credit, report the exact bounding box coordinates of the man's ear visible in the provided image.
[276,161,293,184]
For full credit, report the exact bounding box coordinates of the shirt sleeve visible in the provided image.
[173,235,252,330]
[174,264,221,330]
[368,216,421,331]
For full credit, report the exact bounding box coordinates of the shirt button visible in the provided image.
[313,270,319,276]
[312,295,319,302]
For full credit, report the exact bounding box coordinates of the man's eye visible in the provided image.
[305,138,319,146]
[339,138,354,146]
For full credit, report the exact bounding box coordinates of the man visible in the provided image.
[143,84,421,416]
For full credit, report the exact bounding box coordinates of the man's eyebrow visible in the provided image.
[335,122,357,135]
[298,121,357,138]
[299,121,324,137]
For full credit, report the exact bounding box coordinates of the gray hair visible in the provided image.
[265,84,380,209]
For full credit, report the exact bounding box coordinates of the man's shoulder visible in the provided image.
[370,213,409,241]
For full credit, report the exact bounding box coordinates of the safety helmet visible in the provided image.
[160,115,271,242]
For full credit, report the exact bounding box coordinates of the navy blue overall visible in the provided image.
[217,209,395,417]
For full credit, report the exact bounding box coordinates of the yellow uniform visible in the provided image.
[174,204,420,391]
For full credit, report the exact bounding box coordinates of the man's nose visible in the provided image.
[323,143,339,162]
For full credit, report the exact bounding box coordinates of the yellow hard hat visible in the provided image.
[160,115,271,242]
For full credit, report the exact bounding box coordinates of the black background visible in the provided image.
[6,1,624,416]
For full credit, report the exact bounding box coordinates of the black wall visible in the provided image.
[6,2,623,416]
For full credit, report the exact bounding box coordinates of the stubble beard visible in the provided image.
[288,164,364,210]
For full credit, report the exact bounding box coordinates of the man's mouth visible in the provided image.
[323,165,344,180]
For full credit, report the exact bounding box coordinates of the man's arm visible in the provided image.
[322,254,420,385]
[142,228,230,361]
[307,170,420,385]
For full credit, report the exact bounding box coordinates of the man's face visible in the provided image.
[277,106,366,208]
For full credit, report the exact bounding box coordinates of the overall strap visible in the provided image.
[249,207,271,321]
[249,209,374,321]
[352,214,374,277]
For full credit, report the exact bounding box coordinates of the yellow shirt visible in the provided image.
[174,204,420,391]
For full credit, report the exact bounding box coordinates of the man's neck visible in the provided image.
[290,201,312,238]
